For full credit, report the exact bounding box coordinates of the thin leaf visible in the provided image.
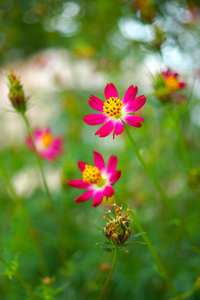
[129,232,146,240]
[102,247,114,252]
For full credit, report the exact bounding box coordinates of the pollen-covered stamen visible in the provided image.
[103,97,124,118]
[164,76,180,92]
[82,164,101,184]
[42,133,53,147]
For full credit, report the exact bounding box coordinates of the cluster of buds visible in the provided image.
[154,69,186,104]
[7,69,27,113]
[103,206,131,246]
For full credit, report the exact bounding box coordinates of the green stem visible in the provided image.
[22,114,66,262]
[123,123,173,211]
[96,248,118,300]
[123,123,197,245]
[0,257,37,300]
[167,107,191,172]
[115,192,180,297]
[22,114,53,205]
[169,287,197,300]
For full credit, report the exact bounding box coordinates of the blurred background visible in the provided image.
[0,0,200,299]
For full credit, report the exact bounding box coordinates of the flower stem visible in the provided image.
[115,192,180,297]
[0,257,37,300]
[167,107,191,172]
[169,287,197,300]
[22,113,66,262]
[22,114,53,205]
[123,123,173,211]
[96,248,118,300]
[123,123,197,246]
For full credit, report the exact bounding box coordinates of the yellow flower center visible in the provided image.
[82,165,101,184]
[164,76,180,92]
[103,97,123,118]
[42,133,53,147]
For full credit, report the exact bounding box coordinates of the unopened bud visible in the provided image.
[42,277,53,285]
[103,207,131,246]
[7,69,27,113]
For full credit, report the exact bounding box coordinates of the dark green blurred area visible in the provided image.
[0,0,200,299]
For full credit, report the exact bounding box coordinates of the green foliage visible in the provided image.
[0,0,200,299]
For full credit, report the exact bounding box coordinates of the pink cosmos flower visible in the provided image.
[83,83,146,139]
[162,69,186,92]
[68,151,121,207]
[26,128,63,161]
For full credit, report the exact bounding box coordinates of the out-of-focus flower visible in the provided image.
[26,128,63,161]
[154,69,186,104]
[83,83,146,139]
[100,262,111,272]
[7,69,28,113]
[68,151,121,207]
[103,207,131,245]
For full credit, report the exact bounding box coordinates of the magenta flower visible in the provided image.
[162,69,186,92]
[68,151,121,207]
[26,128,63,161]
[83,83,146,139]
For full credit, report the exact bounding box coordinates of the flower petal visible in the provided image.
[123,115,144,128]
[113,119,124,139]
[74,190,95,203]
[83,114,108,125]
[78,161,87,172]
[122,85,138,105]
[104,83,119,99]
[93,151,105,171]
[179,82,186,89]
[89,95,104,112]
[68,179,90,189]
[109,170,121,184]
[93,191,104,207]
[125,95,146,113]
[103,185,114,198]
[95,120,115,138]
[107,155,118,173]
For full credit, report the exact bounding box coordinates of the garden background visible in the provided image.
[0,0,200,299]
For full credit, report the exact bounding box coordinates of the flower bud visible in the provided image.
[103,207,131,246]
[7,69,27,113]
[42,277,53,285]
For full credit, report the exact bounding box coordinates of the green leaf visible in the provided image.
[102,247,115,252]
[96,225,105,236]
[129,232,146,240]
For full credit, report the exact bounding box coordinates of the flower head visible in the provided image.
[68,151,121,207]
[26,128,63,161]
[7,69,28,113]
[83,83,146,139]
[154,69,186,104]
[103,206,131,245]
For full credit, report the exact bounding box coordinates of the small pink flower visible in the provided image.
[162,69,186,92]
[68,151,121,207]
[26,128,63,161]
[83,83,146,139]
